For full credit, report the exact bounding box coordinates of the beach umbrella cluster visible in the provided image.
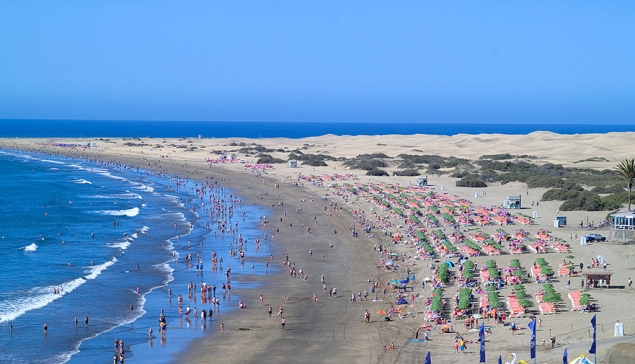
[430,288,444,312]
[536,258,554,276]
[541,283,562,303]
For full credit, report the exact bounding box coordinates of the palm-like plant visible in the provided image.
[615,158,635,211]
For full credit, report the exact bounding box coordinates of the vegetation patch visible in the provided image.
[479,153,537,160]
[456,177,487,188]
[392,169,420,176]
[343,154,390,171]
[398,154,470,171]
[573,157,609,164]
[542,184,627,211]
[288,152,338,167]
[365,168,389,176]
[256,154,285,164]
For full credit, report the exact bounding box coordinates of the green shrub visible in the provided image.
[559,191,605,211]
[591,184,626,194]
[256,154,285,164]
[393,169,420,176]
[289,152,337,167]
[600,192,629,210]
[456,177,487,188]
[541,185,585,201]
[344,158,387,170]
[365,168,389,176]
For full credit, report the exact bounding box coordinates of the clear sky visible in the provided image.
[1,1,634,123]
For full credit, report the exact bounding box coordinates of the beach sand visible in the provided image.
[5,132,635,364]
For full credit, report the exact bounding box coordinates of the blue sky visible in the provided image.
[1,1,634,123]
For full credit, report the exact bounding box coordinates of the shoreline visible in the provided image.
[4,133,635,364]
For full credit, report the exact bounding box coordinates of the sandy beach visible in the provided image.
[5,132,635,364]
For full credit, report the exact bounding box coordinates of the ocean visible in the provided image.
[0,119,633,139]
[0,150,271,363]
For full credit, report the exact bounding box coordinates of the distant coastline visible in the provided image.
[0,119,633,139]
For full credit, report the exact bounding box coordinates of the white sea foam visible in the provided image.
[91,168,127,181]
[0,278,85,324]
[73,179,92,184]
[154,262,175,285]
[22,243,38,252]
[107,239,131,250]
[0,257,119,324]
[49,167,59,171]
[135,184,155,193]
[149,211,186,222]
[91,192,142,200]
[40,159,66,165]
[85,257,117,280]
[96,207,139,217]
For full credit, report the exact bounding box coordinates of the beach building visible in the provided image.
[417,176,428,187]
[609,210,635,242]
[555,215,567,227]
[503,195,521,209]
[288,160,297,168]
[582,271,614,288]
[610,211,635,230]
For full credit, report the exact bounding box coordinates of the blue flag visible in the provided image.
[425,351,431,364]
[498,355,502,364]
[589,314,596,354]
[528,319,537,359]
[479,322,486,363]
[563,348,568,364]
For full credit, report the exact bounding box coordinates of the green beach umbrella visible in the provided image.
[519,299,532,308]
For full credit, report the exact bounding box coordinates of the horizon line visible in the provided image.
[0,118,632,125]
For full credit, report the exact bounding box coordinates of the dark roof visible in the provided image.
[582,272,614,277]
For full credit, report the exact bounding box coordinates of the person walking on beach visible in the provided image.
[281,317,286,329]
[220,322,224,335]
[364,310,370,323]
[268,306,273,317]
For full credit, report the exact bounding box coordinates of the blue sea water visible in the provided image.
[0,119,633,139]
[0,150,271,363]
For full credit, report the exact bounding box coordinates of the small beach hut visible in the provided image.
[555,216,567,227]
[288,160,297,168]
[582,271,614,288]
[503,196,521,209]
[417,176,428,187]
